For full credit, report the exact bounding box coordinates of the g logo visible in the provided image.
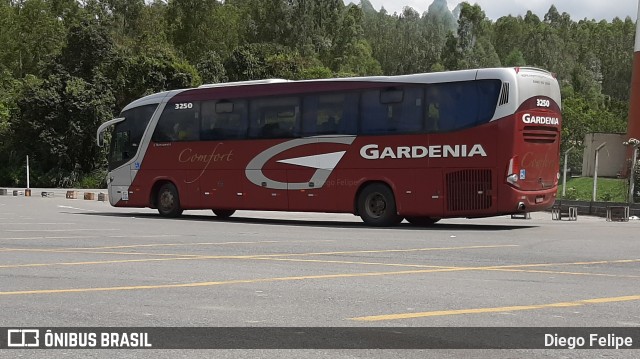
[245,136,356,190]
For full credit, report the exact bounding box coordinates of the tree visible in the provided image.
[441,2,500,69]
[11,20,116,186]
[330,5,381,75]
[166,0,243,63]
[196,51,228,85]
[3,0,66,77]
[109,49,201,111]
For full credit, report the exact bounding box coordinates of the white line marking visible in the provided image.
[5,229,118,232]
[0,236,95,241]
[0,223,76,225]
[57,205,98,212]
[106,235,180,239]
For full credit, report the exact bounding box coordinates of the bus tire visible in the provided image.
[406,216,440,227]
[157,183,183,218]
[357,183,403,227]
[213,209,235,218]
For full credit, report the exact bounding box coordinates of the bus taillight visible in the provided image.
[506,156,520,187]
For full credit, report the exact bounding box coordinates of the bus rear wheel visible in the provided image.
[157,183,183,218]
[406,216,440,227]
[357,183,403,227]
[213,210,235,218]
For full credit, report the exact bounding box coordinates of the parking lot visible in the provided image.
[0,192,639,357]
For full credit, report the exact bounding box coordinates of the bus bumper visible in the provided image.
[501,186,558,213]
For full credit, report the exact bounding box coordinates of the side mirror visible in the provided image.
[96,117,126,147]
[98,132,105,147]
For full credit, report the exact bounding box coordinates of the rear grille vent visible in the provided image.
[498,83,510,106]
[446,169,493,212]
[523,126,559,144]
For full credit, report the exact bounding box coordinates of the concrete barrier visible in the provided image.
[84,192,95,200]
[41,191,54,198]
[0,189,7,195]
[66,191,79,199]
[24,189,31,197]
[98,193,107,202]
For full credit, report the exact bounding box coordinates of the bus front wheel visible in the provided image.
[357,183,403,227]
[157,183,183,218]
[213,210,235,218]
[406,216,440,227]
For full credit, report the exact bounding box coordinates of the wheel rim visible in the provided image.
[365,192,387,219]
[159,190,175,212]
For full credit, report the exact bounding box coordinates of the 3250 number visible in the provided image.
[175,103,193,110]
[536,99,550,108]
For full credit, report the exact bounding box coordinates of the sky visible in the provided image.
[362,0,639,21]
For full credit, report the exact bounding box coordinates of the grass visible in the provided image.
[558,177,628,202]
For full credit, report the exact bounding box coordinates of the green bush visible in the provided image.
[564,187,578,200]
[75,169,107,189]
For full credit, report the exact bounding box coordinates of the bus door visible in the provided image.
[108,121,135,205]
[105,106,159,208]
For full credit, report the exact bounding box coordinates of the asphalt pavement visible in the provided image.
[0,191,639,358]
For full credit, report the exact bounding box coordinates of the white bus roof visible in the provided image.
[198,79,291,88]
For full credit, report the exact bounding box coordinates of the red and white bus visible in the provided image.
[97,67,561,226]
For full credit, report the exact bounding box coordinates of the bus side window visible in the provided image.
[428,82,477,133]
[361,87,423,134]
[249,97,300,139]
[152,102,200,142]
[394,87,423,132]
[302,93,356,136]
[426,86,441,132]
[201,100,248,140]
[426,80,501,133]
[477,80,502,123]
[360,90,387,134]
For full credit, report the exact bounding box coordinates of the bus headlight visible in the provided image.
[507,174,519,185]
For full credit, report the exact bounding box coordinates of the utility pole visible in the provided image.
[624,138,640,204]
[592,143,606,202]
[562,146,574,197]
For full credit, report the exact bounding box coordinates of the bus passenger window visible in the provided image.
[425,80,500,133]
[361,87,423,134]
[152,102,200,142]
[302,93,358,136]
[426,103,440,131]
[249,97,300,138]
[201,100,248,140]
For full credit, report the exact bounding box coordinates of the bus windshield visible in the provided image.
[108,104,157,171]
